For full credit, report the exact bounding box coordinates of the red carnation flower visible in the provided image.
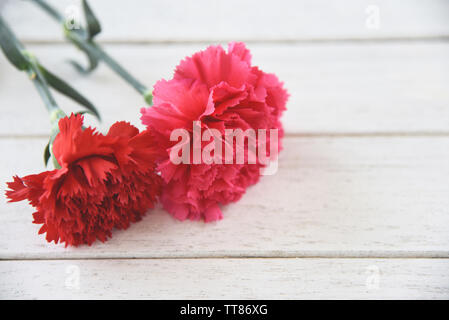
[6,114,162,246]
[141,42,288,222]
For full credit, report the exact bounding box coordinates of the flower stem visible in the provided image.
[0,14,66,124]
[23,53,64,169]
[27,63,64,169]
[21,50,66,121]
[26,62,58,113]
[31,0,153,105]
[0,15,64,167]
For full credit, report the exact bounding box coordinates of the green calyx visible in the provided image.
[49,109,66,125]
[143,89,153,105]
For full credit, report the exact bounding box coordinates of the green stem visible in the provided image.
[29,69,64,169]
[22,51,66,121]
[24,54,64,169]
[26,63,58,113]
[0,16,65,167]
[31,0,153,105]
[92,42,153,105]
[0,15,65,125]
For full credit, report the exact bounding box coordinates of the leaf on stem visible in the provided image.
[43,140,51,166]
[82,0,102,40]
[0,16,29,70]
[67,52,98,74]
[38,63,101,120]
[65,30,99,73]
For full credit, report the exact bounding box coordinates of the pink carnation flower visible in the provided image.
[141,42,288,222]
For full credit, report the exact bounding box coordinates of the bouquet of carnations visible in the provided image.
[1,0,288,246]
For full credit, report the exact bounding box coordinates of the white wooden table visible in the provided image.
[1,0,448,299]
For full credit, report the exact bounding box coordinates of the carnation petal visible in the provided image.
[141,42,288,222]
[107,121,139,138]
[175,45,252,89]
[203,203,223,222]
[53,114,115,167]
[5,176,28,202]
[228,42,252,65]
[6,114,162,246]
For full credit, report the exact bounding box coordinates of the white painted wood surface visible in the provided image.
[3,0,449,42]
[0,0,448,299]
[1,259,449,299]
[1,43,449,136]
[1,137,449,259]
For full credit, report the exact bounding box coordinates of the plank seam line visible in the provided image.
[1,255,449,261]
[2,132,449,140]
[286,132,449,138]
[20,36,449,46]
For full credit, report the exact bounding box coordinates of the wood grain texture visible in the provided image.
[1,258,448,299]
[1,136,448,259]
[1,0,449,299]
[2,0,449,42]
[1,42,448,136]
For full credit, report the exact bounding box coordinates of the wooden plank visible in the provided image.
[1,42,449,136]
[3,0,449,42]
[1,136,448,259]
[1,258,448,299]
